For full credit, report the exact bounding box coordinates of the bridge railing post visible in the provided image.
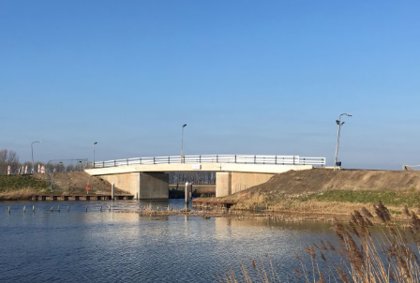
[168,156,170,164]
[199,155,201,163]
[275,155,277,164]
[216,155,219,163]
[153,157,156,164]
[254,155,256,164]
[234,155,237,163]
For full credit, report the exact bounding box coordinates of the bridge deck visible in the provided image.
[86,154,325,175]
[93,154,325,168]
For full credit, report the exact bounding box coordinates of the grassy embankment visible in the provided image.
[0,175,49,200]
[207,169,420,220]
[0,172,125,200]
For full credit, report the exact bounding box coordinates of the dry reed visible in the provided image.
[225,202,420,282]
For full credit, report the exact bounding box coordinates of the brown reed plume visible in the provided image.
[298,203,420,283]
[226,203,419,283]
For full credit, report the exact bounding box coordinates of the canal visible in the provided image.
[0,200,336,282]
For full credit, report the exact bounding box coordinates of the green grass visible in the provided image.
[0,175,48,192]
[302,190,420,207]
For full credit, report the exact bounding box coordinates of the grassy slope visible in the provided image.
[0,175,48,192]
[304,190,420,207]
[0,175,49,200]
[0,172,129,200]
[217,169,420,217]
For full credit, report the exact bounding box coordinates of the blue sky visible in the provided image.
[1,1,420,169]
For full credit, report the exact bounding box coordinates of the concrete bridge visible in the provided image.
[85,154,326,199]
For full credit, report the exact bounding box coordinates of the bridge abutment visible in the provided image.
[99,172,169,200]
[139,172,169,200]
[215,172,275,197]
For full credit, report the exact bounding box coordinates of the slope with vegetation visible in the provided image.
[216,169,420,219]
[0,172,127,200]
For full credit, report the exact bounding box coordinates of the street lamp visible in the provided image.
[334,113,352,167]
[93,141,98,167]
[181,124,187,163]
[31,141,40,173]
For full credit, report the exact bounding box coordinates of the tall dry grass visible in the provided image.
[0,187,37,200]
[225,202,420,283]
[318,202,420,283]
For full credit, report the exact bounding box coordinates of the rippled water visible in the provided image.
[0,200,335,282]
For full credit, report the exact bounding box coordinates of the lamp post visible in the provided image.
[93,141,98,167]
[31,141,40,173]
[334,113,352,167]
[181,124,187,163]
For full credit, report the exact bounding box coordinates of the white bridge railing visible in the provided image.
[92,154,326,168]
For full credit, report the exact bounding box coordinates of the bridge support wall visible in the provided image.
[215,172,275,197]
[100,173,140,198]
[139,172,169,200]
[99,172,169,200]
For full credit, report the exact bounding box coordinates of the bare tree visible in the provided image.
[0,149,20,175]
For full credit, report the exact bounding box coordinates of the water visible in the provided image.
[0,200,336,282]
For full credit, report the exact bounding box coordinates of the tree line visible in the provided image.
[0,149,87,175]
[0,148,216,184]
[169,172,216,185]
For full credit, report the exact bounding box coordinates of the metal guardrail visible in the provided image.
[92,154,326,168]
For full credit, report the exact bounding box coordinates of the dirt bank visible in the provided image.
[33,172,128,195]
[0,172,128,200]
[199,169,420,221]
[242,168,420,194]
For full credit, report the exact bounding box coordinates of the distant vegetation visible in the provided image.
[0,148,87,176]
[169,172,216,185]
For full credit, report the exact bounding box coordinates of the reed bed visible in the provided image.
[225,202,420,283]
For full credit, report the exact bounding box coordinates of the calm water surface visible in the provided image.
[0,200,335,282]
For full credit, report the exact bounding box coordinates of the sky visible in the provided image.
[1,0,420,169]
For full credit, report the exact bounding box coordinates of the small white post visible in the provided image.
[111,183,115,200]
[189,183,193,201]
[184,182,189,205]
